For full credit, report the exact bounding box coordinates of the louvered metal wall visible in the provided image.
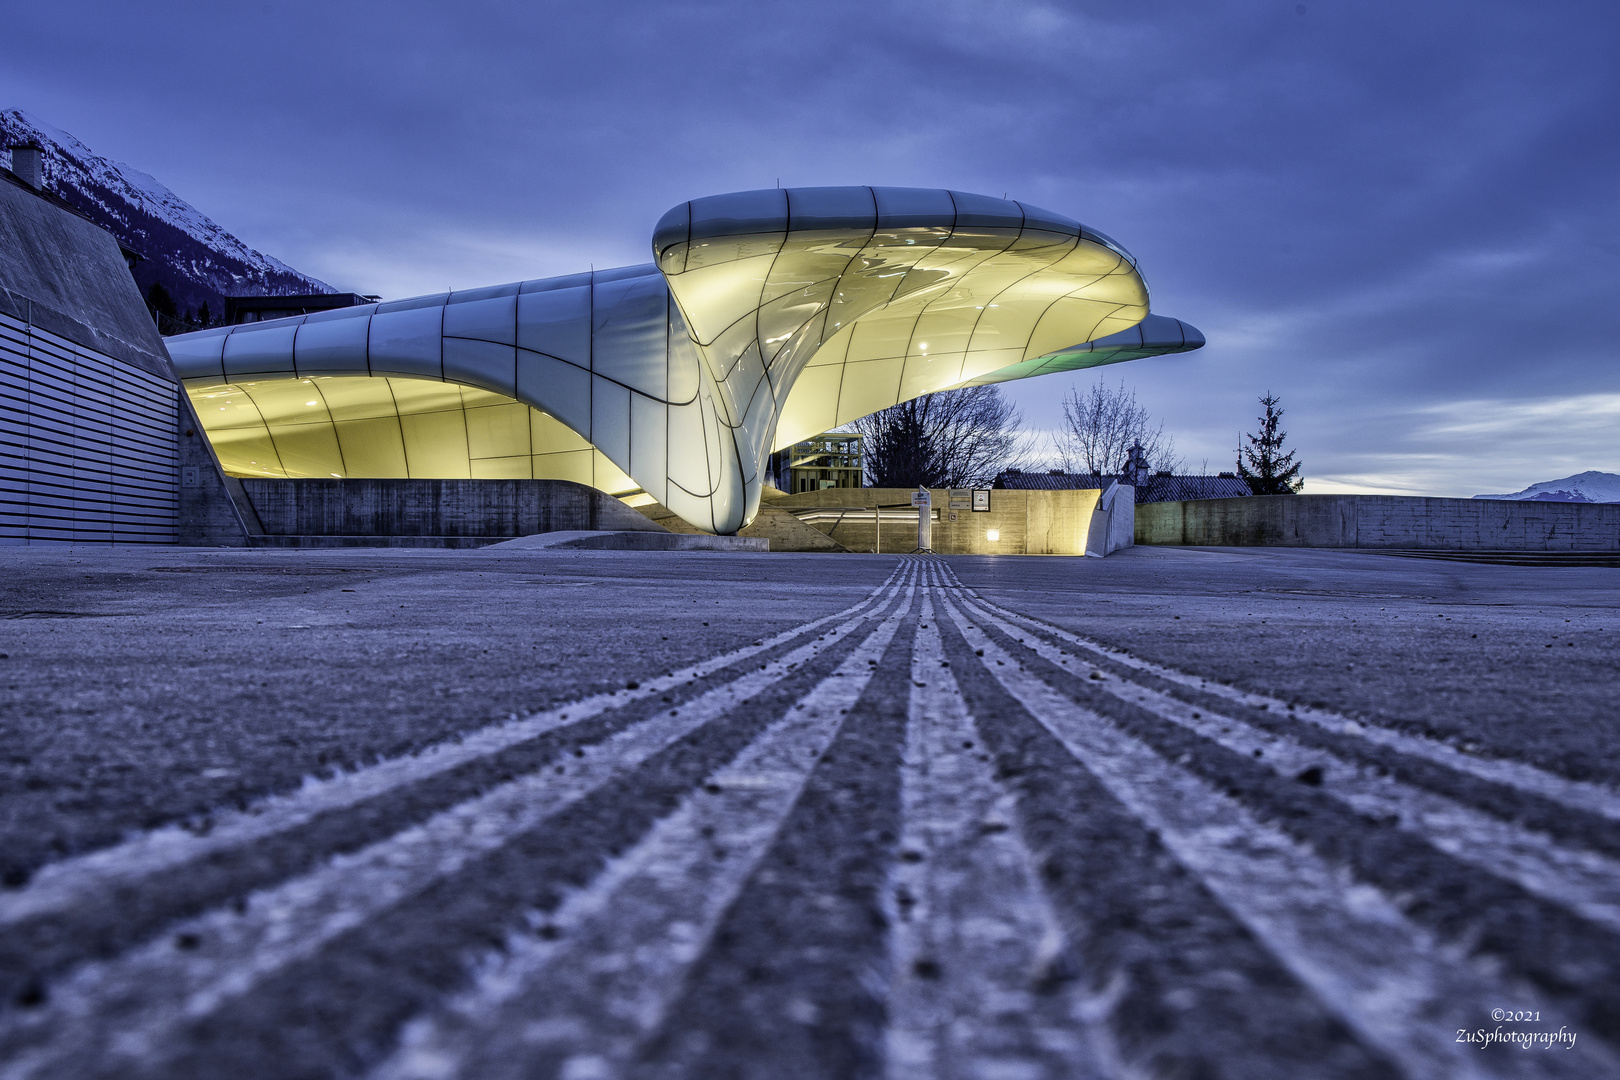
[0,310,178,544]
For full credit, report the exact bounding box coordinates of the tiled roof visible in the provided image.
[991,471,1254,503]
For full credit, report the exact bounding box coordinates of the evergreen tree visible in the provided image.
[1237,393,1303,494]
[145,281,178,320]
[198,300,212,328]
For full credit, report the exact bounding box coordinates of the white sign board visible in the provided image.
[910,489,931,508]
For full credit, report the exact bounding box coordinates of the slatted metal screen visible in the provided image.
[0,310,178,544]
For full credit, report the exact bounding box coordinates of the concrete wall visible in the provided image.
[177,393,256,546]
[774,487,1102,555]
[240,479,668,538]
[1137,494,1620,551]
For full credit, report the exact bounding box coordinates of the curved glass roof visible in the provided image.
[166,187,1202,534]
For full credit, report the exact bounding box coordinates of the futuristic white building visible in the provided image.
[166,187,1203,534]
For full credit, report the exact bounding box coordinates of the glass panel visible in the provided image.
[756,279,836,364]
[264,421,345,476]
[772,363,841,449]
[294,311,371,375]
[847,309,918,363]
[898,350,967,401]
[661,484,713,532]
[470,455,531,479]
[589,377,631,466]
[515,286,590,366]
[590,449,637,496]
[165,327,230,379]
[519,271,591,294]
[590,271,669,397]
[664,397,712,496]
[1025,296,1134,359]
[679,233,784,273]
[907,305,980,362]
[667,304,703,404]
[465,401,531,460]
[871,187,956,230]
[387,378,463,413]
[443,338,517,397]
[1013,200,1080,236]
[688,188,788,242]
[400,410,470,478]
[652,202,690,273]
[786,186,876,232]
[301,303,378,323]
[531,448,593,486]
[592,264,660,284]
[332,416,408,477]
[311,376,398,422]
[761,233,864,304]
[516,350,591,436]
[368,306,443,378]
[834,356,904,425]
[442,294,516,345]
[244,380,333,426]
[531,410,592,454]
[374,292,449,313]
[670,256,778,351]
[629,391,667,506]
[222,322,299,376]
[206,425,284,477]
[947,190,1023,230]
[447,281,519,304]
[189,383,267,430]
[457,385,511,409]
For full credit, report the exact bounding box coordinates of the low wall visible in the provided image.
[240,479,667,538]
[1136,495,1620,551]
[774,487,1103,555]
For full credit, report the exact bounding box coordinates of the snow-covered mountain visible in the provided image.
[0,110,334,320]
[1474,471,1620,503]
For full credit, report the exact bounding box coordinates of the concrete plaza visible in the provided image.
[0,545,1615,1078]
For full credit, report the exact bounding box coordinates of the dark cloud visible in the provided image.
[4,0,1617,492]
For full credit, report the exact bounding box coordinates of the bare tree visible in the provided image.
[853,385,1027,488]
[1055,379,1181,474]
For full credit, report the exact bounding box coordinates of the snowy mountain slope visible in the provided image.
[0,110,333,319]
[1474,471,1620,503]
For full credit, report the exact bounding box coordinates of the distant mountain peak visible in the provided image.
[1474,470,1620,503]
[0,109,334,320]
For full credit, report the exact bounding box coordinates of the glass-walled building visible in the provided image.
[167,186,1204,534]
[774,434,863,494]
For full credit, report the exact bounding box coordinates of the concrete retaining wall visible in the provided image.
[775,487,1103,555]
[240,479,667,538]
[1136,495,1620,551]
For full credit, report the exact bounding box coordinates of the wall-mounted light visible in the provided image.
[986,529,1000,542]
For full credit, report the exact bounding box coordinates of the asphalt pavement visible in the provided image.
[0,544,1615,1079]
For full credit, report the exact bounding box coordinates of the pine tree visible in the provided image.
[146,281,178,320]
[198,300,212,328]
[1237,393,1303,495]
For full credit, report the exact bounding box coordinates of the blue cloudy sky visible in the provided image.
[5,1,1617,495]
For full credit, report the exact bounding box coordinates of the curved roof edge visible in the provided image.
[653,186,1137,271]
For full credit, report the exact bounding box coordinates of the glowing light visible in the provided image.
[986,529,1000,542]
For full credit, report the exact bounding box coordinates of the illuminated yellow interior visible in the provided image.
[186,376,638,494]
[661,227,1150,450]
